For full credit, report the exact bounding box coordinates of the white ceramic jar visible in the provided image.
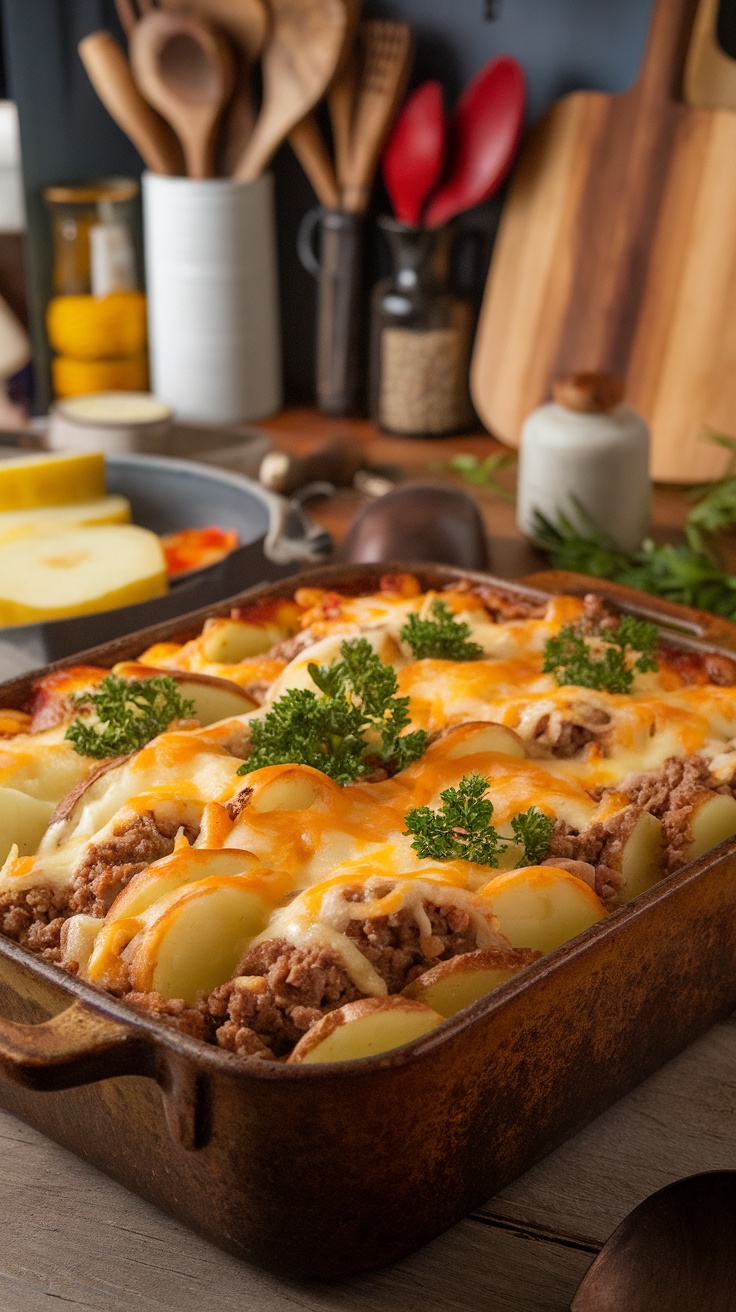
[516,373,651,552]
[143,172,282,425]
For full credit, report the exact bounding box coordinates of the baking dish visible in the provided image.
[0,562,735,1278]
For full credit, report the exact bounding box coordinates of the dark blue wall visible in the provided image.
[2,0,657,408]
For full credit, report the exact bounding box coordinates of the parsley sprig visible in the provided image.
[404,773,554,868]
[238,638,428,784]
[401,600,484,661]
[65,674,195,759]
[542,616,658,694]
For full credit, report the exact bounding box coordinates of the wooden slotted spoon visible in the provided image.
[232,0,348,182]
[340,20,413,213]
[129,8,235,178]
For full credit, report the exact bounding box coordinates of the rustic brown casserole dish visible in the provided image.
[0,563,735,1279]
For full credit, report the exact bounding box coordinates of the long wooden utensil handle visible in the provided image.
[79,32,184,175]
[684,0,736,110]
[635,0,700,102]
[288,115,340,209]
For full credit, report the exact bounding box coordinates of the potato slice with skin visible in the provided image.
[112,662,257,724]
[478,866,606,955]
[402,947,539,1018]
[0,787,55,862]
[617,811,663,901]
[106,846,263,922]
[432,721,526,761]
[128,876,273,1003]
[243,763,339,813]
[686,793,736,862]
[200,618,288,664]
[288,997,444,1064]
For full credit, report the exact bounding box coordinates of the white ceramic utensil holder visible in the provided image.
[143,172,282,424]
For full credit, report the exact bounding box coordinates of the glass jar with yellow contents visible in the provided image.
[43,178,148,399]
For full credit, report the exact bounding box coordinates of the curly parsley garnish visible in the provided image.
[238,638,428,784]
[404,773,554,868]
[400,600,484,661]
[65,674,195,759]
[542,616,659,694]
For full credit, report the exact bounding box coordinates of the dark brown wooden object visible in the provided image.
[471,0,736,483]
[572,1172,736,1311]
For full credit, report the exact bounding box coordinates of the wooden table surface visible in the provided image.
[1,410,732,1312]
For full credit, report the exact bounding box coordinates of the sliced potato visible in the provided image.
[106,846,262,922]
[617,810,663,901]
[0,451,104,512]
[0,786,54,861]
[287,997,444,1064]
[686,792,736,862]
[59,912,104,974]
[0,524,167,625]
[127,877,272,1003]
[244,764,337,813]
[478,865,606,954]
[402,947,537,1017]
[0,494,131,545]
[200,618,287,664]
[112,662,257,724]
[434,721,526,761]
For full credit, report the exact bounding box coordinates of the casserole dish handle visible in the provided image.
[0,998,152,1092]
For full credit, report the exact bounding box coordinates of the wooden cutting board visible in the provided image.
[470,0,736,484]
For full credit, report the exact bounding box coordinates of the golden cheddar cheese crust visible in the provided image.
[1,575,736,1061]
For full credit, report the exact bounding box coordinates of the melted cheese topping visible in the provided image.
[4,581,736,993]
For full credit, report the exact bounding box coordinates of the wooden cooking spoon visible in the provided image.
[157,0,269,175]
[78,31,184,175]
[129,9,235,179]
[233,0,348,182]
[341,20,413,214]
[572,1172,736,1311]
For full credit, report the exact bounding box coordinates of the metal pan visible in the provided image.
[0,563,734,1279]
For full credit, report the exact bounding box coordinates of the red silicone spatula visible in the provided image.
[382,80,445,226]
[424,56,525,229]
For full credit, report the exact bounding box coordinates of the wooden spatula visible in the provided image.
[130,9,235,179]
[79,31,184,175]
[341,20,413,214]
[233,0,348,182]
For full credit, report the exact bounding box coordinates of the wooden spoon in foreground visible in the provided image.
[572,1171,736,1312]
[130,9,235,178]
[233,0,348,183]
[78,31,184,175]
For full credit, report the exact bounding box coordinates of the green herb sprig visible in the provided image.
[401,600,484,661]
[542,616,658,694]
[238,638,427,784]
[430,452,517,501]
[404,773,554,869]
[533,424,736,622]
[65,674,195,760]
